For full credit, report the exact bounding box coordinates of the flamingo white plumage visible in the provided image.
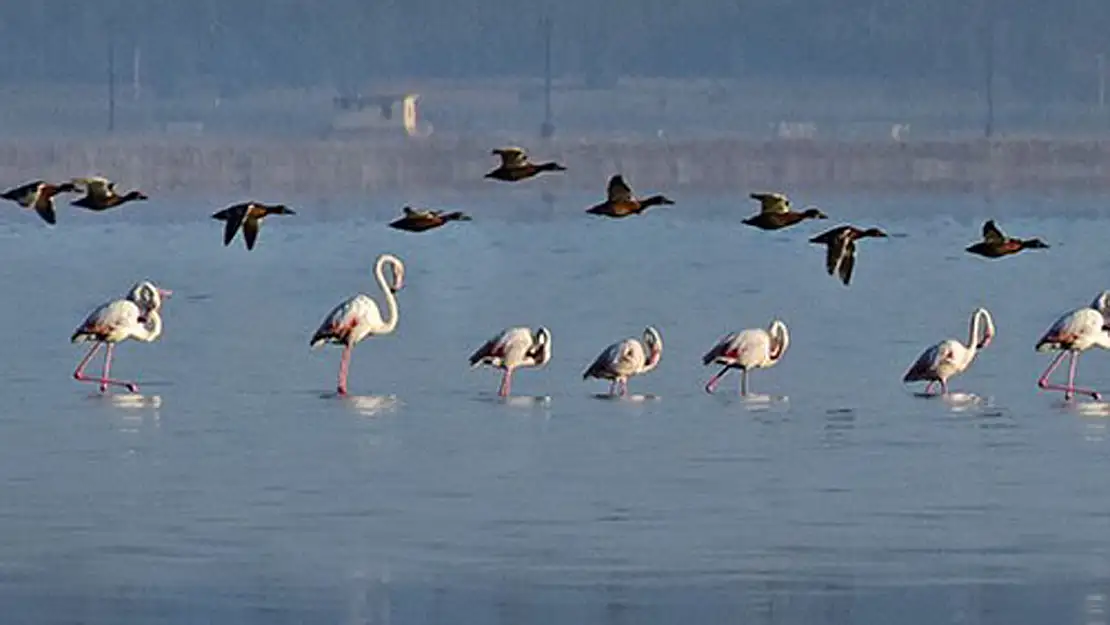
[583,326,663,396]
[71,281,171,393]
[902,307,995,395]
[310,253,405,395]
[468,327,552,397]
[1034,290,1110,401]
[702,319,789,395]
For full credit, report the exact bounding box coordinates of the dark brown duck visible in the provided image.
[389,207,472,233]
[586,175,674,218]
[742,192,827,230]
[1,179,78,225]
[809,225,889,286]
[484,147,566,182]
[212,202,296,250]
[966,220,1049,259]
[70,177,148,211]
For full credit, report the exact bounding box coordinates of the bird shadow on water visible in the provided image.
[909,390,993,412]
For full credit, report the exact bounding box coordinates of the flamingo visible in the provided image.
[902,308,995,395]
[583,326,663,396]
[1034,291,1110,401]
[703,319,790,395]
[310,253,405,395]
[468,327,552,397]
[71,281,171,393]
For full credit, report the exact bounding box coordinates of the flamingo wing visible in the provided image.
[702,333,739,365]
[310,296,363,347]
[903,343,946,382]
[1036,308,1103,351]
[72,300,140,343]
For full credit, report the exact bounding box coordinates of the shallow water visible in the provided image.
[2,190,1110,623]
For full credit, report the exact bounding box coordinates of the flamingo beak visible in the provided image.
[158,288,173,299]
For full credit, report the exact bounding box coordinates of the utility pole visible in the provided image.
[1097,53,1106,113]
[981,0,995,139]
[107,37,116,133]
[540,16,555,139]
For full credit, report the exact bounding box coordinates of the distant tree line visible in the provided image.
[0,0,1106,102]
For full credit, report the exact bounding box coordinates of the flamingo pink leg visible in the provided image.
[619,379,628,397]
[337,345,352,395]
[608,380,618,396]
[1038,351,1101,401]
[73,341,139,393]
[705,366,731,393]
[740,369,749,396]
[73,342,103,382]
[924,381,935,394]
[498,368,513,397]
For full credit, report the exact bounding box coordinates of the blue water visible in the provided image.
[2,190,1110,624]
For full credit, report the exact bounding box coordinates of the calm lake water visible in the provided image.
[2,189,1110,624]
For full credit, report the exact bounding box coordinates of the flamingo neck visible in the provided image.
[375,257,399,333]
[135,311,162,342]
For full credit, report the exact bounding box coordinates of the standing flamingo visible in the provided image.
[310,254,405,395]
[468,327,552,397]
[902,308,995,396]
[702,319,790,395]
[71,281,171,393]
[583,326,663,396]
[1034,291,1110,401]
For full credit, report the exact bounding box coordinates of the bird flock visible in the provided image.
[4,146,1097,401]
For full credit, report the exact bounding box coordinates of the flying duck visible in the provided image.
[965,220,1049,258]
[484,147,566,182]
[70,177,148,211]
[211,202,296,250]
[808,225,889,286]
[742,192,827,230]
[389,206,472,233]
[586,175,675,218]
[1,180,78,225]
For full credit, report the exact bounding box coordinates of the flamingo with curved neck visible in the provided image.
[583,326,663,396]
[469,327,552,397]
[310,253,405,395]
[903,308,995,395]
[71,281,171,393]
[703,319,790,396]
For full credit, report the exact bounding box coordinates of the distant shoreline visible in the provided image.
[1,137,1108,194]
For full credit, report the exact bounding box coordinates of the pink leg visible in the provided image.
[924,381,935,394]
[1038,351,1101,400]
[618,379,628,397]
[940,379,949,395]
[74,342,138,393]
[705,366,730,393]
[1066,352,1101,401]
[498,368,513,397]
[608,380,617,396]
[73,342,102,382]
[337,345,351,395]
